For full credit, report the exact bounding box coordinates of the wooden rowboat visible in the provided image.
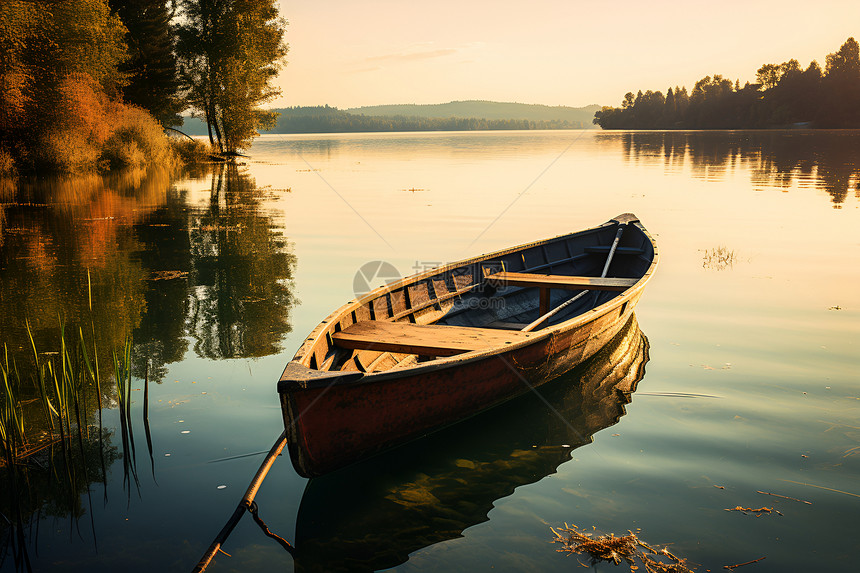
[291,315,649,572]
[278,213,658,477]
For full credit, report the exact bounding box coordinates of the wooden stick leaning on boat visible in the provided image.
[521,224,626,333]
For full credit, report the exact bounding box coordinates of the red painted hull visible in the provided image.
[278,213,657,477]
[280,295,641,477]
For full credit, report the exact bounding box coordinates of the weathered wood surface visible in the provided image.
[485,272,637,292]
[332,321,535,357]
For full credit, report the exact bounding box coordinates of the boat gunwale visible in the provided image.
[280,213,659,391]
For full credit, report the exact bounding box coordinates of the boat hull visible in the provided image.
[290,315,649,572]
[280,291,642,477]
[279,213,657,477]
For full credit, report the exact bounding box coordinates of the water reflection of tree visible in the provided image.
[0,169,165,366]
[614,131,860,206]
[0,163,297,564]
[131,187,194,381]
[1,161,297,380]
[187,163,296,359]
[0,170,163,566]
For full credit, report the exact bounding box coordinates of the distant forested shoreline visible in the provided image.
[179,104,593,135]
[269,105,590,132]
[594,37,860,130]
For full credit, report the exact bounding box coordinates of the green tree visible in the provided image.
[109,0,185,126]
[674,86,690,118]
[621,92,635,108]
[175,0,288,153]
[756,63,780,89]
[825,37,860,77]
[822,37,860,126]
[663,87,676,125]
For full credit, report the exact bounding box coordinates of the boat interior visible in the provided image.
[299,220,655,375]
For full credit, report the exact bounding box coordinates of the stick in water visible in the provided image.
[192,431,289,573]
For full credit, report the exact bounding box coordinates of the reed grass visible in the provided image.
[0,267,154,565]
[1,345,26,462]
[0,274,141,473]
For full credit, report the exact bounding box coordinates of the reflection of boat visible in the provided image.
[290,315,650,573]
[279,213,658,477]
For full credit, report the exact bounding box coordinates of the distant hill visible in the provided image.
[348,100,601,123]
[177,100,602,136]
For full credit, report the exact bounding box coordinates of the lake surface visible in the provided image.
[1,130,858,572]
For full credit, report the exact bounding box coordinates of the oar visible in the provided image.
[521,224,626,332]
[192,431,290,573]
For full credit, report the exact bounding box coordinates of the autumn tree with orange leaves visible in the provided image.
[0,0,176,173]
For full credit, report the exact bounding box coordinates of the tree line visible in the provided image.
[0,0,287,174]
[263,106,587,133]
[594,37,860,129]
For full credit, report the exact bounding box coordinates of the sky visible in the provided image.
[272,0,860,110]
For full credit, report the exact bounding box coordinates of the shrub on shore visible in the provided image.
[170,137,212,164]
[101,104,173,170]
[0,149,15,176]
[24,74,175,173]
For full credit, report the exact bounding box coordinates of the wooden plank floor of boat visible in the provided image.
[332,321,536,357]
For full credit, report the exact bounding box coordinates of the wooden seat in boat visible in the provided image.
[332,321,535,357]
[484,272,638,315]
[584,246,644,255]
[484,272,637,291]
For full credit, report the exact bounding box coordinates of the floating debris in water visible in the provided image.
[700,246,738,271]
[551,523,697,572]
[149,270,189,281]
[724,506,782,517]
[756,490,811,504]
[216,485,227,490]
[723,556,766,570]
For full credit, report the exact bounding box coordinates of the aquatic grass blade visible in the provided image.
[26,320,58,421]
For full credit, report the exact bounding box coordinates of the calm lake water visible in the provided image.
[1,130,858,572]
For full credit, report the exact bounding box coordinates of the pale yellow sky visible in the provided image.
[273,0,860,109]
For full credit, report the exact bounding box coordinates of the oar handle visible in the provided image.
[522,223,626,332]
[600,226,626,278]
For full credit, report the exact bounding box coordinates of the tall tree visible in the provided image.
[823,37,860,126]
[109,0,185,126]
[175,0,288,153]
[663,87,676,125]
[756,63,780,89]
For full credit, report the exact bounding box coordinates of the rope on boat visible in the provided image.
[192,430,290,573]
